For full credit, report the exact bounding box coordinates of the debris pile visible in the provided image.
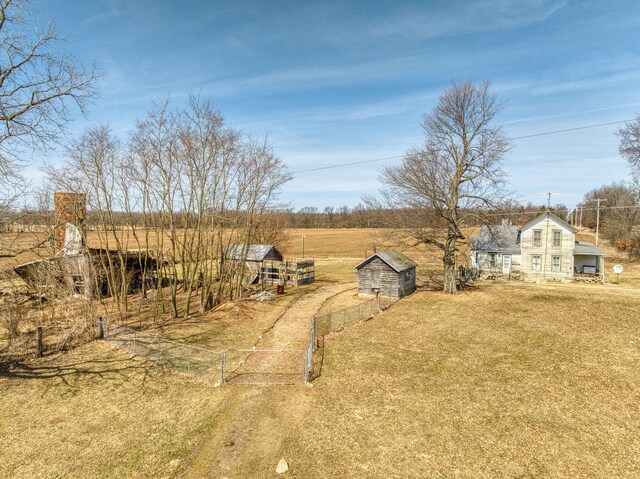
[251,290,276,301]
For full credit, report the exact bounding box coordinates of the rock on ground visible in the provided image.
[276,458,289,474]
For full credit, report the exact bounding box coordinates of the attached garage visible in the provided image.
[355,251,417,298]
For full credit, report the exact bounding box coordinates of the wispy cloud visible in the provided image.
[531,68,640,95]
[344,0,568,41]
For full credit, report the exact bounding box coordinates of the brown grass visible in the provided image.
[0,341,230,479]
[1,228,640,478]
[277,283,640,478]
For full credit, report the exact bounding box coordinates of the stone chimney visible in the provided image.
[54,192,86,255]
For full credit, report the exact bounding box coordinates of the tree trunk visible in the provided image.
[443,231,457,294]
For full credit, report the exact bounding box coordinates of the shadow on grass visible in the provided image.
[0,353,157,397]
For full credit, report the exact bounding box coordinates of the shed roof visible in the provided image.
[470,224,520,254]
[355,251,417,273]
[226,244,283,261]
[574,241,605,256]
[519,211,576,234]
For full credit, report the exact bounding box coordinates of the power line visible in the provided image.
[482,204,640,217]
[509,119,632,140]
[290,118,635,174]
[292,155,403,174]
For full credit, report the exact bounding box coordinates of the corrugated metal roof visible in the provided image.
[226,244,282,261]
[574,241,605,255]
[355,251,417,272]
[469,224,520,254]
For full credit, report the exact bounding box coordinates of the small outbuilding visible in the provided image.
[355,251,417,298]
[225,244,284,285]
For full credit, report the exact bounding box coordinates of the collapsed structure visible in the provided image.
[14,193,314,298]
[14,193,162,296]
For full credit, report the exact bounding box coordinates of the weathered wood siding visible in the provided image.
[520,216,574,278]
[473,252,522,274]
[357,258,415,298]
[397,267,417,297]
[262,248,284,262]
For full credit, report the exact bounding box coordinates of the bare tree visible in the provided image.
[368,80,512,294]
[46,95,290,319]
[618,116,640,184]
[0,0,99,254]
[581,182,638,243]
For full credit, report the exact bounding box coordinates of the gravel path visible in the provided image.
[226,283,353,384]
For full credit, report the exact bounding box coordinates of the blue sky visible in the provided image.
[36,0,640,209]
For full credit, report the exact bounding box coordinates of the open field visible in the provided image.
[1,228,639,478]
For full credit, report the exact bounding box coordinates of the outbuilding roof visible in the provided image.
[355,251,417,273]
[574,241,605,256]
[226,244,283,261]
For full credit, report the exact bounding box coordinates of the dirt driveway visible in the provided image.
[225,283,353,384]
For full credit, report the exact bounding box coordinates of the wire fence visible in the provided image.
[306,295,396,381]
[315,296,395,338]
[100,321,225,385]
[99,295,397,386]
[224,348,306,385]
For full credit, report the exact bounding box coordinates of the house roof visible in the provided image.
[226,244,282,261]
[574,241,605,256]
[355,251,417,273]
[470,224,520,254]
[519,211,577,234]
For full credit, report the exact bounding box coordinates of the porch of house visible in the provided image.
[573,253,605,283]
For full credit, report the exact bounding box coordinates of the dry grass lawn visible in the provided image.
[2,227,640,478]
[0,341,231,479]
[278,283,640,478]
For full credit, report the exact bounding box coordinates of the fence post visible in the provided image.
[98,319,104,339]
[36,326,44,357]
[304,341,312,384]
[220,351,226,384]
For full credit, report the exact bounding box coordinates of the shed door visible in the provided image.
[371,270,381,289]
[502,255,511,274]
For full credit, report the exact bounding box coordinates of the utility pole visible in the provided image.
[594,198,607,246]
[579,203,583,231]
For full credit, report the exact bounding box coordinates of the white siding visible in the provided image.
[520,216,574,279]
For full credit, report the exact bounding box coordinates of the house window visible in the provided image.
[533,230,542,247]
[404,270,413,281]
[532,255,541,271]
[488,253,497,269]
[552,256,561,272]
[553,230,562,247]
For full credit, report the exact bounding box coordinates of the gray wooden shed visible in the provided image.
[225,244,284,285]
[355,251,417,298]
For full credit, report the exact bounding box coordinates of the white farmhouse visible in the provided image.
[471,211,605,282]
